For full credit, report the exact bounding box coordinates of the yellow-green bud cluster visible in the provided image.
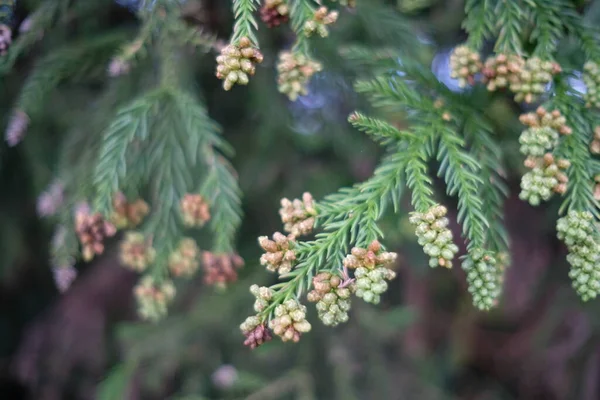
[258,232,296,274]
[134,276,176,322]
[119,232,156,272]
[557,211,600,301]
[449,45,482,88]
[482,53,524,91]
[307,272,352,326]
[519,126,559,157]
[216,37,264,91]
[353,266,396,304]
[520,154,570,205]
[510,57,559,103]
[462,249,503,310]
[409,204,459,268]
[279,192,317,237]
[268,299,312,342]
[276,51,322,101]
[303,7,338,37]
[583,61,600,108]
[250,284,274,312]
[168,238,200,278]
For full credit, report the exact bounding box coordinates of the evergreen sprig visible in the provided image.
[231,0,261,46]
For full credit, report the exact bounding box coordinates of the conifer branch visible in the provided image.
[530,0,564,59]
[462,0,494,50]
[13,32,126,118]
[436,126,488,250]
[494,0,528,55]
[92,90,163,216]
[231,0,261,46]
[289,0,317,54]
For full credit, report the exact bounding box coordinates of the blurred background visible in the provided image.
[2,0,600,399]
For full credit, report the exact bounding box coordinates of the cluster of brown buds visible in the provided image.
[519,107,572,136]
[180,194,210,227]
[449,45,482,87]
[590,126,600,154]
[75,207,117,261]
[307,272,353,326]
[482,54,560,103]
[594,175,600,201]
[240,316,272,349]
[343,240,397,304]
[260,0,289,28]
[119,232,156,272]
[134,276,176,322]
[202,251,244,287]
[168,238,200,278]
[0,24,12,56]
[276,51,322,101]
[111,192,150,229]
[482,53,524,91]
[303,7,339,37]
[268,299,312,342]
[279,192,317,237]
[258,232,296,274]
[343,240,398,270]
[216,37,264,91]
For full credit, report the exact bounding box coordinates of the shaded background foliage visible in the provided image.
[1,0,600,399]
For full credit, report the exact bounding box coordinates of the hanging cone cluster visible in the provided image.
[510,57,560,103]
[279,192,317,237]
[168,238,201,278]
[409,205,459,268]
[250,284,273,312]
[240,316,272,349]
[268,299,311,342]
[216,37,263,91]
[258,232,296,274]
[519,126,559,157]
[111,192,150,229]
[462,249,503,310]
[520,153,570,205]
[519,106,571,136]
[557,211,600,301]
[307,272,353,326]
[179,194,210,227]
[303,6,338,37]
[583,61,600,108]
[449,45,482,87]
[75,209,117,261]
[343,240,397,304]
[482,53,524,91]
[276,51,322,101]
[134,276,176,322]
[202,252,244,286]
[119,232,156,272]
[260,0,289,28]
